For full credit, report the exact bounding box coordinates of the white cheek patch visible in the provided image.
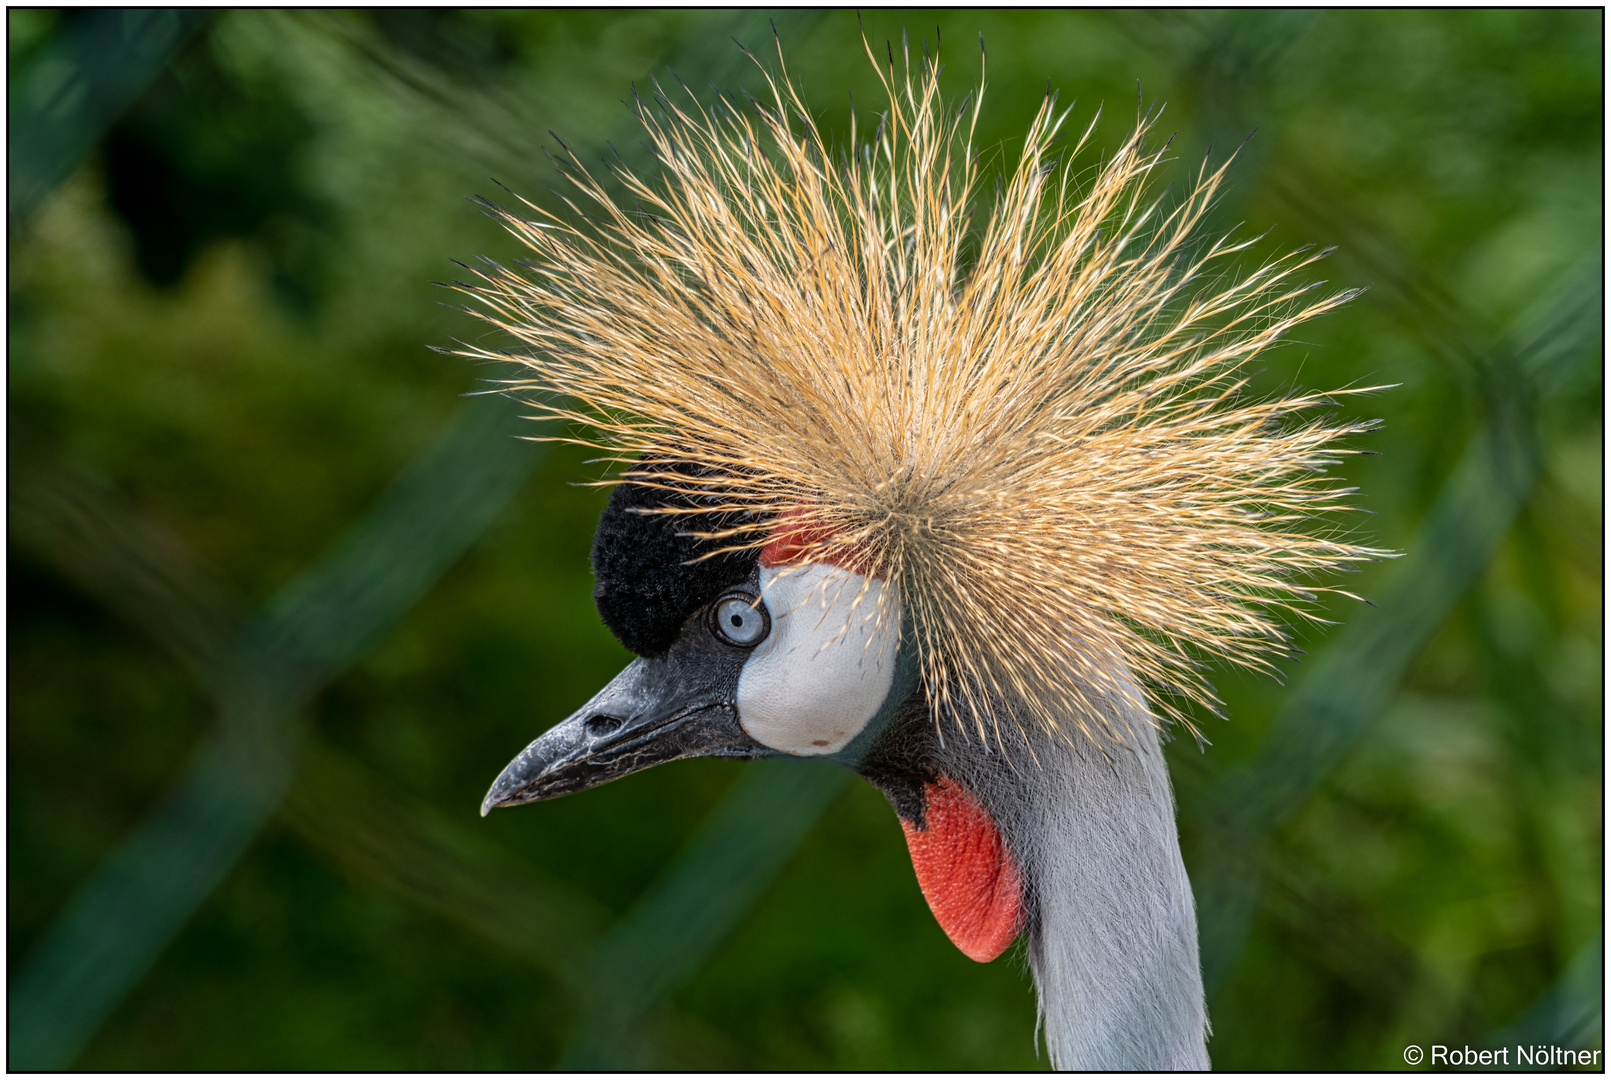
[736,563,900,756]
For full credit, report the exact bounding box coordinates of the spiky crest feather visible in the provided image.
[449,34,1385,749]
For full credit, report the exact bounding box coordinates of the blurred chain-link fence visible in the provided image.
[9,9,1601,1070]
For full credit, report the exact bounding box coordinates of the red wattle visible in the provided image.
[899,775,1025,962]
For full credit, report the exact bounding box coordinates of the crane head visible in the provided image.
[458,34,1386,970]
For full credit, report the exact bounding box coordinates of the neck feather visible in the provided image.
[933,698,1210,1070]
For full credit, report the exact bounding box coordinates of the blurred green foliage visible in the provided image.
[8,9,1601,1070]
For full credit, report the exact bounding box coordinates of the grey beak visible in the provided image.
[481,652,767,815]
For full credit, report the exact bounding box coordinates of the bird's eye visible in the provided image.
[713,594,769,647]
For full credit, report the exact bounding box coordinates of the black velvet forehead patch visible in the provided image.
[590,475,759,657]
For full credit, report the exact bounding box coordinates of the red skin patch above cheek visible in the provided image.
[760,508,874,576]
[899,775,1026,962]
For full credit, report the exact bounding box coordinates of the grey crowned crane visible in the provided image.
[453,36,1380,1071]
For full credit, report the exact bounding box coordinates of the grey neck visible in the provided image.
[933,704,1210,1070]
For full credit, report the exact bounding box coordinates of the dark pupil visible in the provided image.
[729,613,744,627]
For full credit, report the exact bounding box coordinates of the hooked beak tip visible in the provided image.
[480,769,520,816]
[480,780,517,817]
[482,742,548,817]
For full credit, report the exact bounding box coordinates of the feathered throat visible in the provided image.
[448,35,1385,750]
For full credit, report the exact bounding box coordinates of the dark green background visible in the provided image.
[9,9,1602,1070]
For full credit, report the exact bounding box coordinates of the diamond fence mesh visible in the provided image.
[8,9,1601,1069]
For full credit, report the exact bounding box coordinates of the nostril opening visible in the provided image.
[585,713,625,738]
